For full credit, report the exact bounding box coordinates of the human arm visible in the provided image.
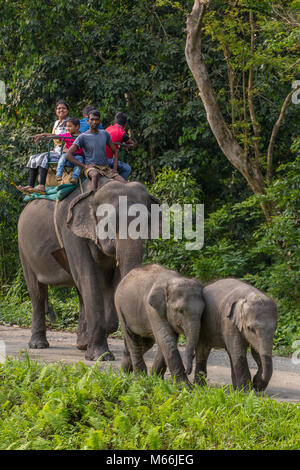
[109,141,119,172]
[66,144,86,169]
[121,133,135,152]
[33,133,56,142]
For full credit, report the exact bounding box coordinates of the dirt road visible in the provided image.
[1,325,299,404]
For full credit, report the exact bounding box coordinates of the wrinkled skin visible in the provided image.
[194,278,277,391]
[114,264,205,386]
[18,178,157,361]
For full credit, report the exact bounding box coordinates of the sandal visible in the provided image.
[33,185,46,195]
[32,189,46,195]
[15,185,34,196]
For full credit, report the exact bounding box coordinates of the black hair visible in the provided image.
[66,117,80,127]
[88,110,100,119]
[115,112,127,127]
[55,99,70,110]
[83,105,96,116]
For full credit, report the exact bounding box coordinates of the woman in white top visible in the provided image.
[19,100,70,194]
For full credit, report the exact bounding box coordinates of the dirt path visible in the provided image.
[1,325,299,404]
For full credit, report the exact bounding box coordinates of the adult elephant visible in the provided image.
[18,178,158,361]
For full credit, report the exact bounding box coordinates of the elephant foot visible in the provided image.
[252,375,268,392]
[85,346,115,361]
[76,339,88,351]
[175,375,192,389]
[29,334,49,349]
[76,324,87,351]
[194,372,207,387]
[121,353,133,373]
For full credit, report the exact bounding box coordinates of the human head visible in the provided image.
[83,105,96,117]
[114,112,127,127]
[88,110,101,130]
[66,117,80,134]
[55,100,69,121]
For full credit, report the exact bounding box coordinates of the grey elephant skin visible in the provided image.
[195,278,277,391]
[114,264,205,386]
[18,179,157,361]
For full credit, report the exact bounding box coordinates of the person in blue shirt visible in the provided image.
[80,105,103,133]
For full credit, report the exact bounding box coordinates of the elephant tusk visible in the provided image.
[116,260,120,267]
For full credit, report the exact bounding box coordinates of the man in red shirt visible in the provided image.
[105,112,134,180]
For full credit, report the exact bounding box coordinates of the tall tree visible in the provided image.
[185,0,300,220]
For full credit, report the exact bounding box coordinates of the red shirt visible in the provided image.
[105,124,129,158]
[58,133,84,156]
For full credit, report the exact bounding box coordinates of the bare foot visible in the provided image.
[35,184,46,193]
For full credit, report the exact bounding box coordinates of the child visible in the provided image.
[55,117,84,184]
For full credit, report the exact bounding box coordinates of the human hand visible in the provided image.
[34,134,44,142]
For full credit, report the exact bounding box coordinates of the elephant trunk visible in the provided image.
[116,238,144,279]
[254,354,273,391]
[184,321,201,376]
[252,340,273,391]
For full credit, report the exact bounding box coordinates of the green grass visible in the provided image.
[0,286,79,331]
[0,357,299,450]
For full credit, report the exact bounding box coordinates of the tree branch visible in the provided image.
[248,10,261,167]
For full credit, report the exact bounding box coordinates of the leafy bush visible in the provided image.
[146,165,300,354]
[0,357,299,450]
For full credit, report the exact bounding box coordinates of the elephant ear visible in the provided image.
[147,282,167,317]
[223,297,247,332]
[67,190,99,246]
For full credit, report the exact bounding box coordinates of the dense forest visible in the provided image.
[0,0,299,354]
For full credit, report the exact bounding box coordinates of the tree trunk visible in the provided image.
[185,0,272,221]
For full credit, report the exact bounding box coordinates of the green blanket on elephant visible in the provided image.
[24,181,85,202]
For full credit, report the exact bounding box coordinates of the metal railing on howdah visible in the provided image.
[29,135,133,162]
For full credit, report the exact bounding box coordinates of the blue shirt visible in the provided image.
[79,117,103,133]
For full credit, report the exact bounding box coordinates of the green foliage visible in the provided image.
[0,268,79,330]
[145,165,300,354]
[0,357,299,450]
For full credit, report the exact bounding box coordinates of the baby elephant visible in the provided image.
[114,264,205,386]
[195,278,277,391]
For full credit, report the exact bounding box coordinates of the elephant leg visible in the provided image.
[229,355,237,389]
[194,343,211,386]
[78,275,114,361]
[141,338,155,358]
[226,337,251,391]
[76,290,88,351]
[28,280,49,349]
[103,269,119,335]
[121,340,133,372]
[151,348,167,378]
[125,334,148,376]
[151,320,190,387]
[118,310,147,375]
[19,251,49,348]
